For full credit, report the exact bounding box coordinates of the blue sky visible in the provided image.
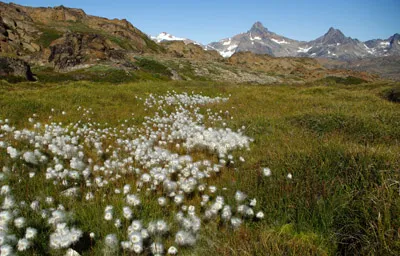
[6,0,400,44]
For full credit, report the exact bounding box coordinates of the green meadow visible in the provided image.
[0,79,399,255]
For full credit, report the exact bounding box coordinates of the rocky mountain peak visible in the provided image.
[315,27,348,45]
[250,21,268,34]
[389,33,400,42]
[325,27,345,38]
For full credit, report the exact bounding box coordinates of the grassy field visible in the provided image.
[0,79,399,255]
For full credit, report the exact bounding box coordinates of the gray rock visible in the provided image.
[0,57,35,81]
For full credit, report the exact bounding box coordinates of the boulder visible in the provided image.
[0,56,35,81]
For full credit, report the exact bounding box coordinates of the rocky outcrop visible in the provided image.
[9,3,161,54]
[161,41,222,61]
[0,2,41,55]
[0,57,35,81]
[48,33,125,71]
[0,1,163,69]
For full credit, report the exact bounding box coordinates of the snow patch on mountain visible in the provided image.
[249,33,262,41]
[223,38,232,45]
[152,32,186,43]
[297,46,312,53]
[271,38,289,44]
[220,44,238,58]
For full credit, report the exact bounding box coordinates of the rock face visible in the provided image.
[0,2,162,70]
[161,41,222,61]
[48,33,125,71]
[0,56,35,81]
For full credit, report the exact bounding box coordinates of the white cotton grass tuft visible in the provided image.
[0,185,10,195]
[104,234,118,250]
[230,217,242,228]
[150,242,164,255]
[262,167,272,177]
[114,219,122,228]
[127,220,142,235]
[6,146,18,159]
[17,238,30,251]
[221,205,232,221]
[158,197,167,206]
[49,223,82,249]
[235,191,247,202]
[168,246,178,254]
[2,196,15,209]
[175,230,196,246]
[25,227,37,240]
[14,217,26,229]
[148,220,169,236]
[123,206,133,220]
[126,194,141,206]
[0,244,13,255]
[256,211,265,219]
[104,205,114,221]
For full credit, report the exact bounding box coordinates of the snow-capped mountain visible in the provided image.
[206,22,304,58]
[151,32,202,46]
[364,33,400,57]
[297,27,372,60]
[206,22,400,60]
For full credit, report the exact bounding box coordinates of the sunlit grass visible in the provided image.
[0,80,399,255]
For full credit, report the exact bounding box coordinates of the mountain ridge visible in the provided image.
[205,22,400,59]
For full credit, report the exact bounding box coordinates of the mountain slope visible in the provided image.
[207,22,400,60]
[0,2,163,70]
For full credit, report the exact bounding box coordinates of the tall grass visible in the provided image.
[0,80,399,255]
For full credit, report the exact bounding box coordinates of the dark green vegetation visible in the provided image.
[21,63,170,84]
[383,86,400,103]
[0,79,399,255]
[317,76,367,85]
[35,27,63,48]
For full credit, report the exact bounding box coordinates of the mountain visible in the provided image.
[151,32,202,46]
[364,33,400,57]
[298,27,371,60]
[207,22,400,60]
[206,22,304,57]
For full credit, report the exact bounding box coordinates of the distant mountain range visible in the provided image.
[153,22,400,60]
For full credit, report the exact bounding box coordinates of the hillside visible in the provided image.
[0,2,382,84]
[0,2,162,70]
[318,56,400,81]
